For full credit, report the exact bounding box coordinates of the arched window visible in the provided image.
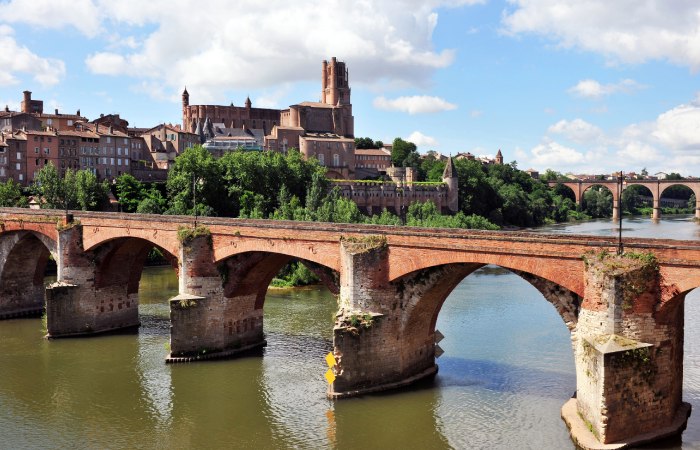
[333,153,340,167]
[318,153,325,165]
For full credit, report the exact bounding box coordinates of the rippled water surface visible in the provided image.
[1,216,700,449]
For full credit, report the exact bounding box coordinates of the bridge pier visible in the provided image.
[330,237,442,397]
[652,198,661,220]
[563,253,690,449]
[612,199,620,222]
[330,237,480,397]
[46,223,140,337]
[167,230,265,362]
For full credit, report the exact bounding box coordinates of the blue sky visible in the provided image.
[1,0,699,176]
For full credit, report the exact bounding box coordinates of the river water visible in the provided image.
[1,216,700,449]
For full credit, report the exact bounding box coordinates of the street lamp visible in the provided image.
[617,171,624,255]
[193,173,203,228]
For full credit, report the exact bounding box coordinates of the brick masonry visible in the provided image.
[0,208,699,446]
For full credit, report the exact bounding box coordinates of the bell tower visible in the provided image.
[182,87,190,131]
[321,57,350,106]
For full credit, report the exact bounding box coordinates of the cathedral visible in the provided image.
[182,57,356,178]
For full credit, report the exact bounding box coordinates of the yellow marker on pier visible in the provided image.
[324,352,337,384]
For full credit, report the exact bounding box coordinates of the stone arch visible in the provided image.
[659,183,697,206]
[622,182,654,208]
[554,183,578,203]
[581,183,615,198]
[214,241,340,274]
[91,236,178,295]
[218,251,339,311]
[0,230,57,318]
[387,249,584,296]
[399,264,580,347]
[82,228,180,260]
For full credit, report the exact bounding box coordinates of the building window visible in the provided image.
[16,152,20,160]
[34,147,39,154]
[125,159,129,166]
[46,119,53,126]
[15,163,20,170]
[67,120,73,126]
[19,173,23,181]
[44,148,49,155]
[118,158,122,166]
[106,137,111,143]
[333,154,340,167]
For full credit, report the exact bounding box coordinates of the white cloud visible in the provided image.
[529,139,586,166]
[652,102,700,151]
[406,131,439,148]
[470,109,483,118]
[0,0,102,37]
[519,94,700,175]
[373,95,457,114]
[502,1,700,70]
[0,26,65,86]
[547,119,603,144]
[64,0,485,101]
[569,79,645,98]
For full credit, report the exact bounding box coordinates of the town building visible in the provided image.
[136,123,199,170]
[0,109,41,132]
[21,91,85,131]
[355,147,392,178]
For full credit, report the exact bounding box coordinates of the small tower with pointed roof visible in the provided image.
[495,149,503,165]
[442,156,459,213]
[182,87,190,131]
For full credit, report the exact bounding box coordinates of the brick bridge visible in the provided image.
[1,208,699,449]
[551,178,700,220]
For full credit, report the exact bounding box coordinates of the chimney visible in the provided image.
[55,108,58,115]
[77,109,80,116]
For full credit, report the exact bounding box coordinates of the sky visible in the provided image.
[0,0,699,176]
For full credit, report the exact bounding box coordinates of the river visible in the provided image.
[1,216,699,449]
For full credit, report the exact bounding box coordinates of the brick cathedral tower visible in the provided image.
[321,57,351,106]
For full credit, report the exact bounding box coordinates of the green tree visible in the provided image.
[32,165,106,211]
[116,174,145,213]
[136,187,167,214]
[391,137,417,167]
[32,163,64,209]
[0,179,27,207]
[166,145,225,216]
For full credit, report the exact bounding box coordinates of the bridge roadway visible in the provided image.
[0,207,699,449]
[550,178,700,220]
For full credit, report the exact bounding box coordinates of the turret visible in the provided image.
[442,156,459,214]
[182,87,189,107]
[22,91,31,113]
[245,96,251,109]
[495,149,503,165]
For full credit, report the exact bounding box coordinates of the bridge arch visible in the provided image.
[82,228,180,261]
[214,240,340,274]
[387,249,584,296]
[90,236,178,295]
[217,250,340,311]
[397,263,581,348]
[0,230,57,318]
